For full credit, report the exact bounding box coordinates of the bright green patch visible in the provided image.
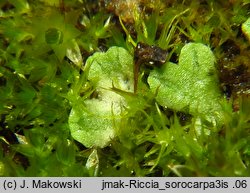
[148,43,223,123]
[69,47,134,148]
[242,17,250,42]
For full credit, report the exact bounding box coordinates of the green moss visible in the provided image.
[0,0,250,177]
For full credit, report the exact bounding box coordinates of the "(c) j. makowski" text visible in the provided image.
[19,180,82,189]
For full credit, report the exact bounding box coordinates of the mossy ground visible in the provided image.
[0,0,250,176]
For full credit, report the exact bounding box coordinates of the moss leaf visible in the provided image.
[242,17,250,43]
